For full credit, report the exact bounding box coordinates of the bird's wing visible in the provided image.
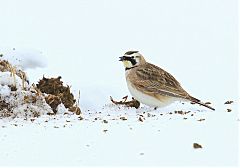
[132,63,190,99]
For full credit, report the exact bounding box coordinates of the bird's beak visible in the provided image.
[119,56,125,61]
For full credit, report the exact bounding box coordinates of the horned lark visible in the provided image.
[119,51,215,110]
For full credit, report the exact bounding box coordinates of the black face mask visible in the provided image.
[119,56,137,66]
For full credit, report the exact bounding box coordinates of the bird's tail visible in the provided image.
[189,96,215,111]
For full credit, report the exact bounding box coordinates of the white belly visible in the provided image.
[127,81,177,107]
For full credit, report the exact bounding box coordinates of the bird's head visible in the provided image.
[119,51,146,70]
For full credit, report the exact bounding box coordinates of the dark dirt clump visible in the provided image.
[138,117,144,122]
[0,99,10,110]
[193,143,203,149]
[37,76,81,115]
[120,116,128,121]
[103,120,108,124]
[174,110,191,115]
[45,94,61,113]
[0,99,12,117]
[224,101,234,105]
[69,106,81,115]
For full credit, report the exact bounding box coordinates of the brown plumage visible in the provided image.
[120,51,215,111]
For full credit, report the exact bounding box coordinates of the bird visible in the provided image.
[119,51,215,111]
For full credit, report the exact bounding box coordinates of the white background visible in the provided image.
[0,0,238,108]
[0,0,238,167]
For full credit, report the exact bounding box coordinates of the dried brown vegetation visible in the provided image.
[37,76,81,115]
[110,96,140,109]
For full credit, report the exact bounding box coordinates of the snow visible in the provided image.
[0,85,11,97]
[0,72,24,88]
[0,0,239,167]
[56,103,69,114]
[0,102,238,167]
[0,47,47,70]
[0,62,53,118]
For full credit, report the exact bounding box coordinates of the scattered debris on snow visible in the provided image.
[193,143,203,149]
[224,101,234,105]
[120,116,128,121]
[103,129,108,133]
[138,116,144,122]
[204,102,212,105]
[110,95,140,109]
[103,119,108,124]
[174,110,191,115]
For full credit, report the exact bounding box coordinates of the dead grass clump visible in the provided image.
[0,60,28,85]
[45,94,61,113]
[110,96,140,109]
[36,76,81,115]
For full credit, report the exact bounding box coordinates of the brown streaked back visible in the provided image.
[127,62,191,99]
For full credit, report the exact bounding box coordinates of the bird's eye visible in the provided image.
[131,56,134,59]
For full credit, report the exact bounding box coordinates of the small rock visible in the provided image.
[78,116,84,120]
[224,101,234,105]
[103,120,108,124]
[120,116,127,121]
[138,117,144,122]
[193,143,202,149]
[69,106,81,115]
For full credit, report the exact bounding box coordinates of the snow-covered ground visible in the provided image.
[0,101,238,167]
[0,0,239,167]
